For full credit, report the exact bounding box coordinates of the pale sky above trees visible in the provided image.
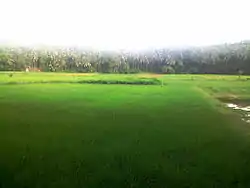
[0,0,249,50]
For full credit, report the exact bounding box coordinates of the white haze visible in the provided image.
[0,0,249,50]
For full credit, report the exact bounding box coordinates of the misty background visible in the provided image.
[0,0,249,50]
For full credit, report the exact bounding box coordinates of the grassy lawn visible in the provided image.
[0,72,162,85]
[0,73,250,187]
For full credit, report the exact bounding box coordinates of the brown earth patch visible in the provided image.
[57,73,96,76]
[137,74,162,78]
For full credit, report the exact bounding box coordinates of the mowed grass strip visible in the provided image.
[1,83,250,187]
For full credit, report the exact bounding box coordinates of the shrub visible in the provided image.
[162,66,175,74]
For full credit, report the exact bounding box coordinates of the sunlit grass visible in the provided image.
[0,73,250,187]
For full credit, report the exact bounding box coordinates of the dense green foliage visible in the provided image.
[1,42,250,74]
[0,74,250,187]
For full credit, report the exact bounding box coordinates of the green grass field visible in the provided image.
[1,72,250,187]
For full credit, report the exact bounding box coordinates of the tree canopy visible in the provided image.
[0,42,250,74]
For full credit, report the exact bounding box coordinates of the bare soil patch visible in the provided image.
[57,73,96,76]
[137,74,162,78]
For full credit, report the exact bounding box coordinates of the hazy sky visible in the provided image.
[0,0,249,50]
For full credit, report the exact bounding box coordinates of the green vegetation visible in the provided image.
[1,42,250,74]
[0,72,161,85]
[0,73,250,188]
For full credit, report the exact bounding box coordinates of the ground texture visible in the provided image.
[0,73,250,188]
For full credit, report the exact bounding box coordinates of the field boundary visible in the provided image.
[0,79,161,86]
[195,86,250,133]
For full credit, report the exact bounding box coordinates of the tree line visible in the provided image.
[0,42,250,74]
